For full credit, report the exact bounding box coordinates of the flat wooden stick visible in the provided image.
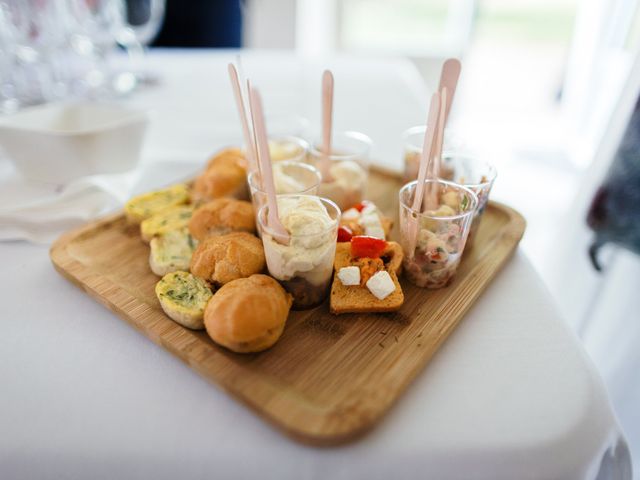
[439,58,461,121]
[246,79,262,185]
[320,70,334,181]
[412,92,441,214]
[228,63,257,173]
[405,92,441,259]
[424,87,448,211]
[248,86,289,244]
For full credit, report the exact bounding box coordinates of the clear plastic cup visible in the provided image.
[248,161,322,235]
[402,125,463,184]
[258,195,340,309]
[439,152,497,246]
[307,131,371,211]
[399,179,478,289]
[268,135,309,163]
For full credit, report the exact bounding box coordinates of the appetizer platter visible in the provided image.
[50,59,525,445]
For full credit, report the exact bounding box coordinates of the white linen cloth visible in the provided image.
[0,161,139,243]
[0,50,631,480]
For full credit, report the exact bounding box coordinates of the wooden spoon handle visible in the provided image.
[248,86,289,244]
[412,92,441,213]
[320,70,334,180]
[228,63,257,173]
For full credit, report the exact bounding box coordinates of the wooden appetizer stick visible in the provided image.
[320,69,334,181]
[228,63,257,173]
[246,78,262,185]
[248,86,290,244]
[424,58,460,210]
[439,58,461,122]
[424,87,448,211]
[406,91,441,258]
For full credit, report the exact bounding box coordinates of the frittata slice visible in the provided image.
[124,184,190,225]
[149,228,198,276]
[140,205,194,243]
[155,271,213,330]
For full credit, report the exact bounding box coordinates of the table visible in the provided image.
[0,50,631,480]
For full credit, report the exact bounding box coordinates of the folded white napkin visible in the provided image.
[0,155,204,244]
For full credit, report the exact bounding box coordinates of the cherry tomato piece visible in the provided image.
[337,226,353,242]
[350,235,387,259]
[352,201,370,212]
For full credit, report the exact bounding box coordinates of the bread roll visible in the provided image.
[188,198,256,241]
[192,149,248,203]
[204,275,292,353]
[190,232,265,285]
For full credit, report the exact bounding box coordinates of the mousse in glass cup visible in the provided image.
[268,135,309,163]
[308,131,371,211]
[399,179,478,288]
[248,160,322,231]
[258,194,340,309]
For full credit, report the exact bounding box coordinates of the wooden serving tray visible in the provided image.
[50,169,525,445]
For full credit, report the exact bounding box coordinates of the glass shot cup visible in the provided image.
[399,179,478,289]
[402,125,464,184]
[248,161,322,235]
[258,195,340,309]
[439,152,497,247]
[307,131,371,211]
[268,135,309,163]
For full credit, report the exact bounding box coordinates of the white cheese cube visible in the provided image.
[338,266,361,286]
[366,270,396,300]
[342,208,360,221]
[360,203,377,216]
[365,224,386,239]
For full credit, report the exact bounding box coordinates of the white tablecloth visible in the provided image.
[0,50,631,480]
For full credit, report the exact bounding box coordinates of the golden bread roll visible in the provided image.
[155,271,213,330]
[192,149,248,204]
[190,232,265,285]
[204,275,292,353]
[124,184,190,225]
[206,147,247,170]
[188,198,256,241]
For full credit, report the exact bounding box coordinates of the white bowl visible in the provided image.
[0,102,148,183]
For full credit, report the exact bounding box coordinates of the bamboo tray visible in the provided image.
[50,169,525,445]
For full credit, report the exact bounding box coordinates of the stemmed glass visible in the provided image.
[116,0,166,86]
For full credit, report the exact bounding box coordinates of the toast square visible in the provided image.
[330,242,404,314]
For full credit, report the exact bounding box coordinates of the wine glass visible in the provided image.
[116,0,166,86]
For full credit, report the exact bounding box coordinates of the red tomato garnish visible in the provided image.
[352,201,370,212]
[337,226,353,242]
[350,235,387,259]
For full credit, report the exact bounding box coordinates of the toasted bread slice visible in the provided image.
[330,241,404,314]
[124,184,190,225]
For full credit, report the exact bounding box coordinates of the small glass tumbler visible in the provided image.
[268,135,309,163]
[402,125,463,184]
[258,195,340,309]
[308,130,371,211]
[439,152,497,247]
[399,179,478,289]
[248,161,322,234]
